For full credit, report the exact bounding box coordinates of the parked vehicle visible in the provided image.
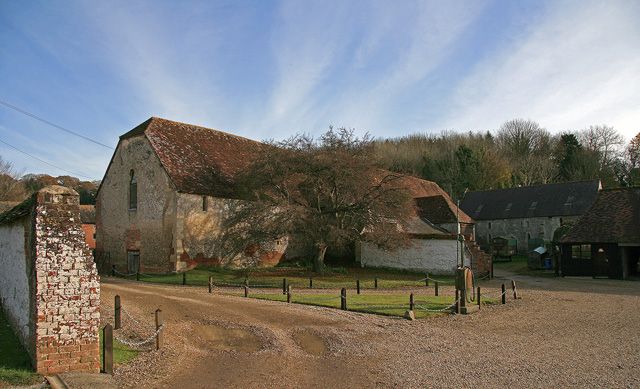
[491,237,517,261]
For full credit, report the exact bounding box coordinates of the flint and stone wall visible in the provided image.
[0,186,100,374]
[358,238,470,275]
[475,216,581,253]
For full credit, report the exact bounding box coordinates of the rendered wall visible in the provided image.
[0,221,31,347]
[359,238,470,275]
[96,136,177,273]
[175,194,287,269]
[0,186,100,374]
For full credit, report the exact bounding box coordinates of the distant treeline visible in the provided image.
[375,119,640,199]
[0,156,99,204]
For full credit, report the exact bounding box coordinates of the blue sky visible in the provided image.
[1,0,639,179]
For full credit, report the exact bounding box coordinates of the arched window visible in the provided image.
[129,170,137,210]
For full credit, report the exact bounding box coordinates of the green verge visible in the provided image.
[133,266,456,290]
[228,292,498,319]
[0,310,41,387]
[493,255,556,278]
[99,330,139,366]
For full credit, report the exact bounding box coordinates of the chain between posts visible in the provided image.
[114,325,164,348]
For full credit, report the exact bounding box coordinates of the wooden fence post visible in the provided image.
[102,324,113,374]
[208,275,213,293]
[244,275,249,287]
[374,277,378,289]
[136,272,140,281]
[356,280,361,295]
[155,309,163,350]
[477,287,481,309]
[340,288,347,310]
[455,289,460,314]
[244,286,249,298]
[111,265,116,277]
[425,273,429,286]
[501,284,506,304]
[287,285,292,303]
[282,278,287,295]
[114,295,121,330]
[409,293,414,311]
[435,281,439,296]
[309,277,313,289]
[511,280,518,299]
[182,273,186,285]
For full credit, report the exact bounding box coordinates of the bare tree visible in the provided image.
[0,156,27,202]
[221,127,414,272]
[496,119,556,186]
[579,125,625,170]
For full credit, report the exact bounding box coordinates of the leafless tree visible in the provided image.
[0,156,27,202]
[579,125,625,170]
[220,127,414,272]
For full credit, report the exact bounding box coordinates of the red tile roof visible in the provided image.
[560,187,640,244]
[120,116,474,229]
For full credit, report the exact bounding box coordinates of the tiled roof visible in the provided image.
[460,180,601,220]
[397,177,474,224]
[122,117,265,198]
[0,197,34,225]
[119,117,474,228]
[560,187,640,244]
[0,201,21,214]
[415,195,462,224]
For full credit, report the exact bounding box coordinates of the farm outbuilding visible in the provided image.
[559,187,640,279]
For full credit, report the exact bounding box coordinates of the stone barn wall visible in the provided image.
[96,135,177,273]
[0,186,100,374]
[175,194,287,270]
[358,238,470,275]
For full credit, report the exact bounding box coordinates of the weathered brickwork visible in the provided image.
[0,186,100,374]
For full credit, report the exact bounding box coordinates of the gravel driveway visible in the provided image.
[99,271,640,388]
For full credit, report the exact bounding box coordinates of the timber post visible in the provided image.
[244,286,248,298]
[374,277,378,289]
[455,289,460,314]
[501,284,506,304]
[477,287,481,309]
[182,272,186,285]
[511,280,518,299]
[287,285,292,303]
[208,275,213,293]
[425,273,429,286]
[409,293,414,311]
[111,264,116,277]
[136,271,140,281]
[155,309,163,350]
[435,281,439,296]
[356,280,361,295]
[309,277,313,289]
[282,278,287,295]
[340,288,347,310]
[101,324,113,374]
[114,295,121,330]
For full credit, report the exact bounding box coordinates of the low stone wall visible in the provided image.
[358,238,470,275]
[0,186,100,374]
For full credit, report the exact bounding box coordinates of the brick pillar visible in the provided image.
[33,186,100,374]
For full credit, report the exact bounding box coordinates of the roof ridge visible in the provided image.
[467,179,601,194]
[147,116,261,144]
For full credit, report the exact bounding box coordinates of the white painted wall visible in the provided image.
[0,222,30,345]
[359,238,470,275]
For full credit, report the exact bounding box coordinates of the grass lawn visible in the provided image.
[129,266,455,290]
[494,255,556,278]
[99,330,139,367]
[227,291,498,319]
[0,310,41,387]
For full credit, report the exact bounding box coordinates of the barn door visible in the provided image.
[127,251,140,274]
[593,249,608,278]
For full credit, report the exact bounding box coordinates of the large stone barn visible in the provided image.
[460,180,601,253]
[559,187,640,279]
[97,117,484,274]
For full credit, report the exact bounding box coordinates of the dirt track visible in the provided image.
[100,273,640,388]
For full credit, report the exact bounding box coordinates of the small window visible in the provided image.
[529,201,538,210]
[560,217,564,226]
[129,170,137,210]
[127,250,140,273]
[505,202,512,212]
[474,204,484,215]
[488,222,492,229]
[564,196,575,206]
[571,244,591,260]
[202,196,208,212]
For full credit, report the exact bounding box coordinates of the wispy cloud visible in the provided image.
[436,1,640,139]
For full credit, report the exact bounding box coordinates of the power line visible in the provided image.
[0,138,94,180]
[0,99,114,150]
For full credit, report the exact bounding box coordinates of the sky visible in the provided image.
[1,0,639,180]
